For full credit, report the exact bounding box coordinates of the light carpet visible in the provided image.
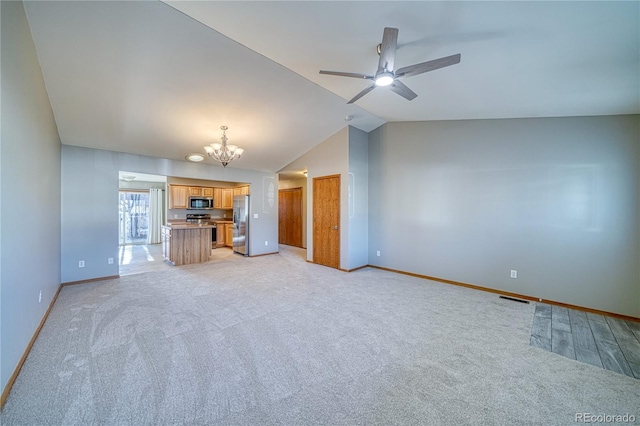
[2,246,639,425]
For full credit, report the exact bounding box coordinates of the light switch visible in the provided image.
[253,214,258,219]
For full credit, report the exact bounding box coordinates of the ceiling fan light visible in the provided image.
[375,72,394,87]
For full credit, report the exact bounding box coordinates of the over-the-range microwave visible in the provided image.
[188,197,214,210]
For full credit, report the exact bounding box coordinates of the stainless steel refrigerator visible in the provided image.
[232,194,249,256]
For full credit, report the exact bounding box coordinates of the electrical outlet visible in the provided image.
[39,290,42,303]
[376,250,380,257]
[510,270,518,279]
[79,260,85,268]
[108,257,114,264]
[265,241,268,246]
[254,214,259,219]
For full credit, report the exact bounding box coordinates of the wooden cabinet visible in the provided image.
[169,185,189,209]
[171,183,232,210]
[221,188,233,209]
[213,187,233,209]
[233,185,250,196]
[188,186,214,197]
[216,222,226,247]
[225,223,234,248]
[214,222,234,248]
[213,188,222,209]
[171,185,214,209]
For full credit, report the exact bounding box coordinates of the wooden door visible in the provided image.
[313,175,340,269]
[279,188,302,247]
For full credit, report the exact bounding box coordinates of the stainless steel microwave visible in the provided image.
[188,197,214,210]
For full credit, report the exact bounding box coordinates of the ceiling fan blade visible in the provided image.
[319,70,374,80]
[389,80,418,101]
[347,84,376,104]
[377,27,398,73]
[395,53,461,78]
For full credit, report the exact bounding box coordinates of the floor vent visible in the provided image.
[499,295,530,304]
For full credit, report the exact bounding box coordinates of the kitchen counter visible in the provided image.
[166,223,217,230]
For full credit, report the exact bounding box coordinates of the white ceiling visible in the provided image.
[23,1,639,173]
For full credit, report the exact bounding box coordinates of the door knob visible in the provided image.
[333,225,338,230]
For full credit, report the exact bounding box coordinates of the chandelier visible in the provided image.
[204,126,244,167]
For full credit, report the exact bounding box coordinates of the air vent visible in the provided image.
[499,295,530,304]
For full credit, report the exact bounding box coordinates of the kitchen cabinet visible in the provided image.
[216,222,226,247]
[233,185,250,196]
[213,187,222,209]
[225,223,234,248]
[188,186,214,197]
[169,185,189,209]
[221,188,233,209]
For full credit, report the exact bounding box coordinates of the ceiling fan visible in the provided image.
[319,27,461,104]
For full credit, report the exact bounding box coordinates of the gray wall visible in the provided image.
[1,1,62,392]
[279,126,370,270]
[281,127,350,267]
[347,127,369,270]
[369,116,640,317]
[61,145,278,283]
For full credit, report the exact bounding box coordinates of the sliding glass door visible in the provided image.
[119,191,150,245]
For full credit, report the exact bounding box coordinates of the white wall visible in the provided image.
[61,145,278,283]
[1,0,62,393]
[369,116,640,317]
[347,127,369,270]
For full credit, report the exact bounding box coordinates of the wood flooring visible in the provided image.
[531,303,640,379]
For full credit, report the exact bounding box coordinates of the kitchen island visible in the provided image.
[161,224,215,266]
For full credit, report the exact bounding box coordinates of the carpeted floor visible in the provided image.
[2,246,639,425]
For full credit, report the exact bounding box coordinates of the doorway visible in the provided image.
[279,187,303,247]
[119,191,150,245]
[312,174,340,269]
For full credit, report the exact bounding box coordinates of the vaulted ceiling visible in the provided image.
[23,1,639,173]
